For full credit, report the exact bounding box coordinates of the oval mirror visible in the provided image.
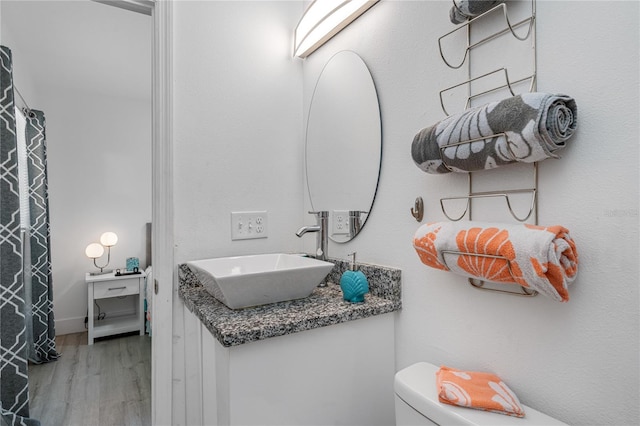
[305,51,382,243]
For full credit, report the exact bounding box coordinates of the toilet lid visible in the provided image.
[394,362,567,425]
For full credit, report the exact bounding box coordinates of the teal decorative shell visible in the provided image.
[339,270,369,303]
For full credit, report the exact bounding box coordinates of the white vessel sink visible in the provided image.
[186,253,334,309]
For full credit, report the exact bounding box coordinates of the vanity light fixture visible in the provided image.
[293,0,379,58]
[85,231,118,275]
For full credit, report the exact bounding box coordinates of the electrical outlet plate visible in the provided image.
[231,211,268,240]
[332,210,350,236]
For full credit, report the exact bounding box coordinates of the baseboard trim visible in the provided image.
[55,309,138,336]
[55,316,86,335]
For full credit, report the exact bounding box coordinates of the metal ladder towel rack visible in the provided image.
[435,0,539,297]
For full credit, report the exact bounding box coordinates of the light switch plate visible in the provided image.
[231,211,268,240]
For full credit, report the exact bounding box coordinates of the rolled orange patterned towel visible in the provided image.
[436,366,525,417]
[413,221,579,302]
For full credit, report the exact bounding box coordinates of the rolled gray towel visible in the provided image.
[450,0,506,24]
[411,93,578,174]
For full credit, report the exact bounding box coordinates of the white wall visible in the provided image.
[45,87,151,334]
[172,1,304,423]
[300,1,639,425]
[1,1,152,335]
[173,0,304,263]
[1,19,38,115]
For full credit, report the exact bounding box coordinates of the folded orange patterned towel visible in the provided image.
[436,366,525,418]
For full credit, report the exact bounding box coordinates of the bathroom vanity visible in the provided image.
[178,259,401,426]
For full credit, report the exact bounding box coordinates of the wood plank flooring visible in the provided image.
[28,332,151,426]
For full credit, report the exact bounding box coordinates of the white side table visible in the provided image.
[85,270,146,345]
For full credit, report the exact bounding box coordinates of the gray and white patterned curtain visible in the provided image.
[24,111,57,365]
[1,45,43,426]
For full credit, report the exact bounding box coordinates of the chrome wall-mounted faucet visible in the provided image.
[296,211,328,262]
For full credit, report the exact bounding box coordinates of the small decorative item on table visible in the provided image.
[126,257,140,272]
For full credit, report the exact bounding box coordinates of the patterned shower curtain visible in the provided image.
[24,111,58,365]
[1,45,54,426]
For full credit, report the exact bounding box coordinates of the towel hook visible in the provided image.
[410,197,424,222]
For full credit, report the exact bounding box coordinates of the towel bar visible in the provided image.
[468,278,537,297]
[436,135,539,223]
[440,188,537,222]
[429,0,539,297]
[441,249,538,297]
[437,131,514,172]
[438,1,535,70]
[437,163,538,223]
[439,67,536,116]
[436,161,539,295]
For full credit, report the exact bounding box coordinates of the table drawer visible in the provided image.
[93,277,140,299]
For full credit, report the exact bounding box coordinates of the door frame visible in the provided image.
[151,0,174,423]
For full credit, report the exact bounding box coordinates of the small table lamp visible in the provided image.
[86,231,118,275]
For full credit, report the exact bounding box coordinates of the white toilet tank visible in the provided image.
[394,362,567,426]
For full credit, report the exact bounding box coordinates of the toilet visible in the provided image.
[395,362,567,425]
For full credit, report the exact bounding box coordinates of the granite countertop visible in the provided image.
[178,258,402,347]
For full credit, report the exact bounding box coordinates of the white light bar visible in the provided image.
[293,0,379,58]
